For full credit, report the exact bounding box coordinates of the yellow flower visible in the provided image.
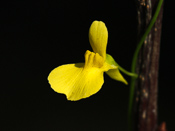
[48,20,127,101]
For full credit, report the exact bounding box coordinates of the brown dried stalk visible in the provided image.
[134,0,164,131]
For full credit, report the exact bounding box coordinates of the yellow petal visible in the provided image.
[48,63,104,101]
[89,20,108,59]
[48,50,116,101]
[106,68,128,85]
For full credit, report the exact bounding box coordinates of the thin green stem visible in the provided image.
[115,62,138,78]
[106,54,138,78]
[128,0,164,130]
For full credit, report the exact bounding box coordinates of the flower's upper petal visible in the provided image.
[89,20,108,60]
[48,63,104,101]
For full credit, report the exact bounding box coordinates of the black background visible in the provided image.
[1,0,175,131]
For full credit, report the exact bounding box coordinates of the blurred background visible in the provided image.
[1,0,174,130]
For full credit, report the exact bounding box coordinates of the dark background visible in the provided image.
[1,0,174,131]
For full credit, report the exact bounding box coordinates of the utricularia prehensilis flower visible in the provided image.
[48,21,127,101]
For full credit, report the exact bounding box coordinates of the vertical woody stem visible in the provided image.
[134,0,164,131]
